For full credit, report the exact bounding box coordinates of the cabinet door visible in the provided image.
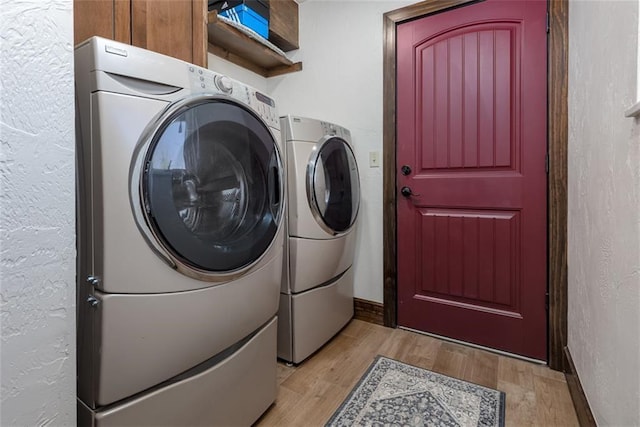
[131,0,207,67]
[74,0,131,46]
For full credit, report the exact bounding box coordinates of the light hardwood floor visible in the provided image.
[257,319,579,426]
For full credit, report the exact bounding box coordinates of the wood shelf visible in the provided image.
[206,11,302,78]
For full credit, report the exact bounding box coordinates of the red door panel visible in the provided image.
[397,0,547,360]
[417,209,521,310]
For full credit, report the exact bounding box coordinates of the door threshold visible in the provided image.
[398,326,547,365]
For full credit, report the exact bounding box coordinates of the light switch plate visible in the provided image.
[369,151,380,168]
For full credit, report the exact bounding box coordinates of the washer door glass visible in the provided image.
[142,98,282,273]
[308,137,360,234]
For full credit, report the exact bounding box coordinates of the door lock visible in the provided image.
[401,165,412,176]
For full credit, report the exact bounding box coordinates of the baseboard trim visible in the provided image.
[354,298,384,326]
[564,347,596,427]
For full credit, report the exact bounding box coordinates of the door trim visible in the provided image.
[382,0,568,371]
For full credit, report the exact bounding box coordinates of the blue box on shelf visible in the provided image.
[209,0,269,39]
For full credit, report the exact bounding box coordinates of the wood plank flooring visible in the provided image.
[257,319,578,426]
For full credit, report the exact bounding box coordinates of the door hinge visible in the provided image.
[546,12,550,33]
[545,153,549,174]
[545,293,550,311]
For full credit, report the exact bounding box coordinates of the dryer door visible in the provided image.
[306,137,360,235]
[132,96,283,280]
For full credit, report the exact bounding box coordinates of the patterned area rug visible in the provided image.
[326,356,505,427]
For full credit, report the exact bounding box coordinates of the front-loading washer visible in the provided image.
[278,116,360,364]
[75,37,284,426]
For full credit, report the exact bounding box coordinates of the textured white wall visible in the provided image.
[0,1,76,425]
[637,1,640,101]
[568,0,640,425]
[268,0,413,302]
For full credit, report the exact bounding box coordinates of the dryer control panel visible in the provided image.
[320,121,351,140]
[186,65,279,130]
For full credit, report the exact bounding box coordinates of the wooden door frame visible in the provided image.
[382,0,568,371]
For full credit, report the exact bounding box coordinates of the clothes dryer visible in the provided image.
[278,116,360,364]
[75,37,284,426]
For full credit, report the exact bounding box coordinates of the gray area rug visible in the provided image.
[326,356,505,427]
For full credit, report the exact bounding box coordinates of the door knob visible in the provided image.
[401,186,413,197]
[401,165,412,176]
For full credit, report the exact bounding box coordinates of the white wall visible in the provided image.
[268,0,413,302]
[637,1,640,102]
[0,1,76,425]
[568,0,640,425]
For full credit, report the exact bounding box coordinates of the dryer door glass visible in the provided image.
[308,137,360,234]
[142,98,283,273]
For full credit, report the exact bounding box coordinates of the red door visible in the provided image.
[396,0,547,360]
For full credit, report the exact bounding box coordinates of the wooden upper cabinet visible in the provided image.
[73,0,207,67]
[131,0,207,66]
[74,0,131,45]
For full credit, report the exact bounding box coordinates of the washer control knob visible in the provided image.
[214,75,233,93]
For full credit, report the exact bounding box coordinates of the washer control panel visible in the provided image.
[187,65,215,91]
[186,65,279,129]
[248,89,279,129]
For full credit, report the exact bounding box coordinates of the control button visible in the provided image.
[214,75,233,93]
[201,83,205,88]
[198,69,203,75]
[189,66,195,72]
